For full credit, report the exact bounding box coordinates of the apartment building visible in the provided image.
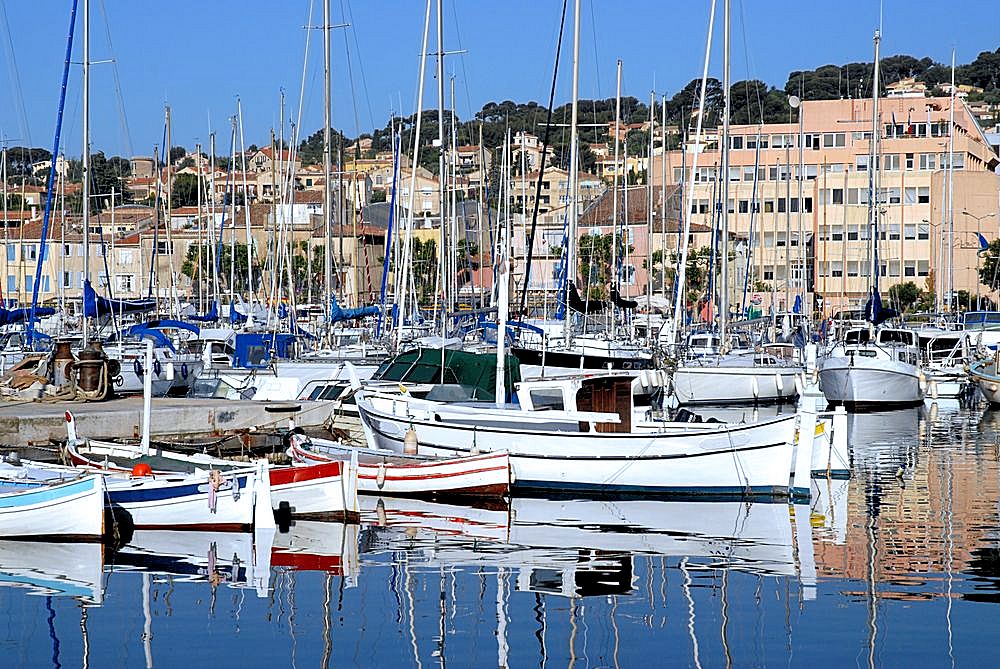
[650,96,1000,314]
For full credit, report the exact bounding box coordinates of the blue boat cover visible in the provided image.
[83,280,156,318]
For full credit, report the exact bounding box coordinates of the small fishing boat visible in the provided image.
[0,474,105,540]
[64,412,359,522]
[104,461,273,532]
[288,434,511,499]
[969,351,1000,404]
[351,367,812,498]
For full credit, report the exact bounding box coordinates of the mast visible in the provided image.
[165,104,177,318]
[946,49,956,312]
[563,0,581,348]
[322,0,334,327]
[611,59,622,325]
[868,29,881,290]
[81,0,90,345]
[647,89,654,326]
[719,0,731,341]
[436,0,448,332]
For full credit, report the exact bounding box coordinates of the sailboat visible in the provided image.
[818,30,924,409]
[669,0,804,406]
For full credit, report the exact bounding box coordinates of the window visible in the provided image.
[831,225,844,241]
[855,155,869,172]
[941,152,965,170]
[763,270,774,280]
[805,133,821,149]
[742,166,755,182]
[831,261,843,277]
[832,188,844,205]
[728,167,740,182]
[115,274,135,292]
[918,187,929,204]
[738,200,749,214]
[763,200,774,213]
[847,261,860,277]
[822,133,846,148]
[848,226,859,241]
[529,389,564,411]
[156,241,172,255]
[6,276,14,293]
[63,243,73,257]
[888,223,901,240]
[883,154,901,171]
[118,249,134,265]
[905,153,914,170]
[727,199,735,214]
[904,224,917,240]
[25,275,33,292]
[620,264,636,285]
[5,245,13,262]
[21,244,36,261]
[918,224,930,240]
[919,153,936,170]
[776,232,787,247]
[62,271,72,288]
[904,261,916,277]
[730,136,744,150]
[918,260,929,276]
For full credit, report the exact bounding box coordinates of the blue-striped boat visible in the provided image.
[0,475,105,539]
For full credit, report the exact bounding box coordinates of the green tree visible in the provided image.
[171,173,202,207]
[169,146,187,164]
[888,281,921,312]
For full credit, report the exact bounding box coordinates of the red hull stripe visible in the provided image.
[357,464,509,482]
[270,553,345,573]
[269,462,343,486]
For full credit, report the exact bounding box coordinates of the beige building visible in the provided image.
[650,96,1000,314]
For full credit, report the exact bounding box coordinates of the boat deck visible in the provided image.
[0,397,334,446]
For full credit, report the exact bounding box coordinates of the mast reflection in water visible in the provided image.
[1,403,1000,666]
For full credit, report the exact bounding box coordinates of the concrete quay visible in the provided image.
[0,397,334,446]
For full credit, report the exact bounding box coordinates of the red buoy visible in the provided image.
[131,463,153,477]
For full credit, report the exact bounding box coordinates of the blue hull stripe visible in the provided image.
[109,475,248,504]
[513,479,789,497]
[0,477,96,509]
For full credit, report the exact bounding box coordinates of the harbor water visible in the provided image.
[2,401,999,668]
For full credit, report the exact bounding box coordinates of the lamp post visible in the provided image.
[961,211,998,309]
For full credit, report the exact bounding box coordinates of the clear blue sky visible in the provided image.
[0,0,996,158]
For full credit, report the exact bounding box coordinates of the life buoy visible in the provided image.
[181,363,189,380]
[133,359,143,377]
[153,359,162,377]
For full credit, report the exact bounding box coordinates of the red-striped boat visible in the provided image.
[288,434,511,499]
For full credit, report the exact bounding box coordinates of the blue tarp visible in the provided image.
[188,302,218,323]
[0,306,55,325]
[83,280,156,318]
[330,296,379,324]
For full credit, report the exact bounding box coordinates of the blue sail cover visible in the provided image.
[83,280,156,318]
[0,306,56,325]
[864,289,897,326]
[330,296,379,324]
[188,301,218,323]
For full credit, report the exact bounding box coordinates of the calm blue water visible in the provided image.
[2,402,999,668]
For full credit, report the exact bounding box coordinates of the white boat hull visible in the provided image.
[0,475,105,539]
[106,470,259,531]
[819,356,922,406]
[290,437,511,498]
[672,364,801,404]
[356,391,797,496]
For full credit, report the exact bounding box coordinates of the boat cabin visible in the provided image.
[840,327,919,365]
[516,371,663,434]
[685,332,721,357]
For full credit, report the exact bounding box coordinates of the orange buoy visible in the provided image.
[131,463,153,477]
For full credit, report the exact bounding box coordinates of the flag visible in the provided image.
[977,232,990,256]
[890,111,897,137]
[793,294,802,314]
[906,110,914,135]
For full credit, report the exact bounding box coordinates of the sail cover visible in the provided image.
[83,280,156,318]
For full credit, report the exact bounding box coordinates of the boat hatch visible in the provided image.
[576,377,632,433]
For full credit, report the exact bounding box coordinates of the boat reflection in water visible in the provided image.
[361,494,811,597]
[0,540,106,604]
[848,407,923,477]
